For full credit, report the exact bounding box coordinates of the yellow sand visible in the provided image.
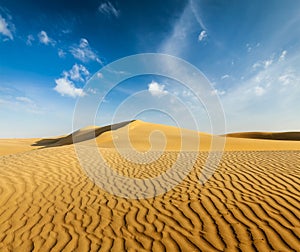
[0,138,40,156]
[0,120,299,251]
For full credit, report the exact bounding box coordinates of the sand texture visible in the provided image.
[0,120,299,251]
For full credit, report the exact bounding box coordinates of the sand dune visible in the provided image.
[226,131,300,141]
[0,120,299,251]
[30,120,300,151]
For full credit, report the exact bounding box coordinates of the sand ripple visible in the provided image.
[0,146,299,251]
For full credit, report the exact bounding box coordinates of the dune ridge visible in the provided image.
[0,120,299,251]
[226,131,300,141]
[9,120,299,154]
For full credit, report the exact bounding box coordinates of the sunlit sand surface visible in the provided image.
[0,120,299,251]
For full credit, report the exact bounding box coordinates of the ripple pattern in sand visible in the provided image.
[0,147,299,251]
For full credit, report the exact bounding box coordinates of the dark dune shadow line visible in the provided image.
[32,120,135,147]
[224,132,300,141]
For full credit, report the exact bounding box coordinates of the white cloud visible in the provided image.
[246,43,260,53]
[158,3,300,132]
[97,72,103,78]
[61,29,71,34]
[252,58,273,70]
[220,48,300,132]
[0,15,14,40]
[70,38,101,63]
[58,49,66,58]
[87,88,97,94]
[279,50,287,61]
[182,90,194,97]
[54,77,85,98]
[0,95,41,114]
[148,81,168,97]
[98,2,120,18]
[26,34,34,45]
[198,30,207,41]
[278,74,290,86]
[38,30,56,46]
[254,86,266,96]
[69,64,90,82]
[190,0,207,30]
[278,72,297,86]
[211,89,226,96]
[160,3,198,55]
[246,43,252,52]
[252,62,261,69]
[79,38,88,48]
[16,96,34,103]
[263,59,273,69]
[54,64,90,98]
[221,74,230,80]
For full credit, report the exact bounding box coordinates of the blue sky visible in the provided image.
[0,0,300,137]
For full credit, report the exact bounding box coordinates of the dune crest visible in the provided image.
[0,120,300,156]
[226,131,300,141]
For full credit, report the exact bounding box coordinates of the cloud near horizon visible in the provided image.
[219,48,300,131]
[0,93,41,114]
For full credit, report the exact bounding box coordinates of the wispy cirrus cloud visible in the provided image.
[160,1,208,56]
[70,38,101,63]
[16,96,33,103]
[0,93,41,114]
[190,0,207,30]
[160,4,194,55]
[98,1,120,18]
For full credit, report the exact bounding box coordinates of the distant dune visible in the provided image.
[0,120,299,251]
[226,131,300,141]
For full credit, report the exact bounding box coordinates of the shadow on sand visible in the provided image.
[32,120,135,148]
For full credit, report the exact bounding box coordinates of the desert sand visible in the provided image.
[0,120,299,251]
